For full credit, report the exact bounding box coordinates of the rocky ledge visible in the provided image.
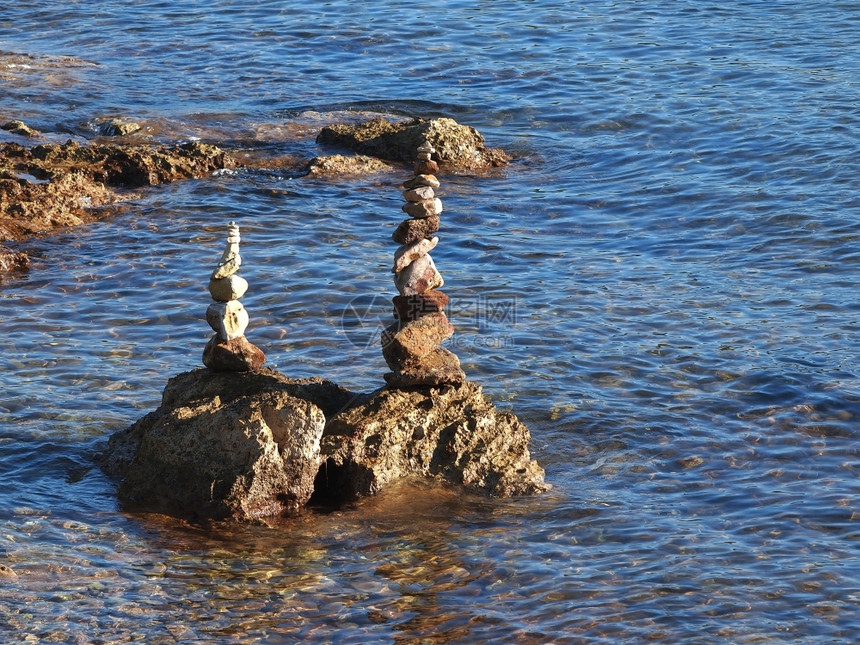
[316,116,509,169]
[0,139,235,241]
[0,138,236,273]
[99,368,548,522]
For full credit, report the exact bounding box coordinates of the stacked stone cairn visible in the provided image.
[381,142,466,388]
[202,221,267,371]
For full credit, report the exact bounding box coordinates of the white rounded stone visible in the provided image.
[392,236,439,273]
[209,274,249,302]
[206,300,249,340]
[403,185,435,202]
[394,253,444,296]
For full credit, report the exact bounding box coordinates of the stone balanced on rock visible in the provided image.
[382,142,466,388]
[202,221,267,371]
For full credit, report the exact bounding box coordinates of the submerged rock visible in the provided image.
[100,368,548,521]
[0,247,29,273]
[0,564,17,582]
[97,118,142,137]
[1,120,39,138]
[316,117,509,170]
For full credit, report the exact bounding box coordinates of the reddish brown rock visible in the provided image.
[381,312,454,368]
[203,334,267,372]
[394,253,443,296]
[414,159,439,175]
[393,291,450,321]
[384,347,465,388]
[392,215,440,245]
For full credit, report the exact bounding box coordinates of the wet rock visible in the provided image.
[0,564,17,582]
[97,118,142,137]
[305,153,393,176]
[99,368,548,520]
[316,117,509,170]
[0,247,29,273]
[1,120,39,137]
[0,139,237,256]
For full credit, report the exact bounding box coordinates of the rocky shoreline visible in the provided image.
[0,115,508,274]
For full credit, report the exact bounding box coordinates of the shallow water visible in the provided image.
[2,1,859,642]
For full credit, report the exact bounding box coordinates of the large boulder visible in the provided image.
[319,380,548,501]
[101,369,359,521]
[316,117,509,170]
[101,368,548,521]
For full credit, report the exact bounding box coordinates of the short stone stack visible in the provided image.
[202,221,267,371]
[381,142,466,388]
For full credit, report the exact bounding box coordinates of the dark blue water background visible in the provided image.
[1,1,859,642]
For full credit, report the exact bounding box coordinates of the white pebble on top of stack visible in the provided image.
[202,221,266,372]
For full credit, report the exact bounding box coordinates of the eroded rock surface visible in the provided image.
[0,139,236,242]
[100,368,548,521]
[316,117,509,169]
[304,153,393,176]
[101,369,360,521]
[321,380,548,500]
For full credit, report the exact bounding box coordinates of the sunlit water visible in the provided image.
[1,1,859,642]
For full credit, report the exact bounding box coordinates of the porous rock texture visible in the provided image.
[0,138,236,272]
[100,368,548,522]
[316,117,509,170]
[101,368,357,521]
[320,379,548,500]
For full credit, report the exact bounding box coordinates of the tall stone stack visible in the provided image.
[381,142,466,388]
[202,221,267,371]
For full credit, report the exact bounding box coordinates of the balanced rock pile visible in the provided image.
[202,221,267,371]
[381,142,466,388]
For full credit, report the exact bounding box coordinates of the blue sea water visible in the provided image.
[1,1,859,642]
